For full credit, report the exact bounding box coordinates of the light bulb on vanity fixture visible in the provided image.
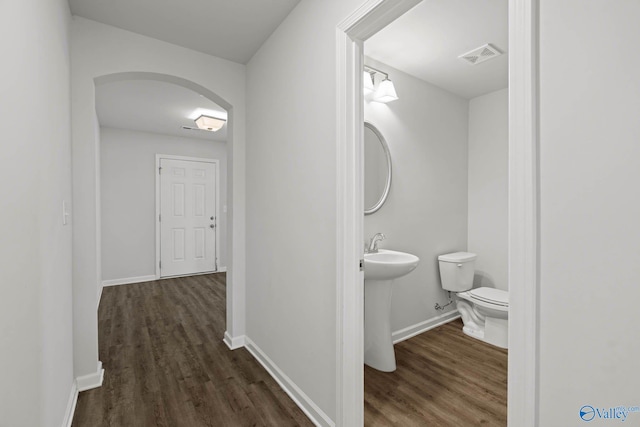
[364,65,399,103]
[373,78,399,103]
[363,71,375,95]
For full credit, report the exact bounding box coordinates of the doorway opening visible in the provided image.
[90,72,243,354]
[96,78,229,287]
[336,0,539,426]
[361,0,509,423]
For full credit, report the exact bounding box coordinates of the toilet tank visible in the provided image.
[438,252,477,292]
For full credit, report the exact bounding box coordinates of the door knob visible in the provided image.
[210,224,215,229]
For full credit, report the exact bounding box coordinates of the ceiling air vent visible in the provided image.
[459,43,502,65]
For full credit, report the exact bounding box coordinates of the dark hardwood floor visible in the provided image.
[72,274,313,427]
[364,319,508,426]
[73,274,506,426]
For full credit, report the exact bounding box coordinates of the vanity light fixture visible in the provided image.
[194,114,226,132]
[364,65,399,103]
[373,78,399,103]
[363,71,375,95]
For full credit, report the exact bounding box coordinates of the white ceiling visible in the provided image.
[365,0,508,99]
[68,0,301,64]
[96,79,227,142]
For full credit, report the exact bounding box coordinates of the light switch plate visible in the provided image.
[62,200,70,225]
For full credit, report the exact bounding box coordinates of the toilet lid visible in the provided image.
[468,287,509,307]
[438,252,477,262]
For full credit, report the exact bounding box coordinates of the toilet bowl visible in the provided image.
[456,287,508,348]
[438,252,509,349]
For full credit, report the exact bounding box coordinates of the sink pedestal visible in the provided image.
[363,249,419,372]
[364,279,396,372]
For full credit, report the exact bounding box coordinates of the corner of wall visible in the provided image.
[76,361,104,392]
[61,381,79,427]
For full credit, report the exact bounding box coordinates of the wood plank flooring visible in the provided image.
[73,274,506,426]
[364,319,508,426]
[72,274,313,427]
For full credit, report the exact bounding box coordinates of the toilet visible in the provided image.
[438,252,509,349]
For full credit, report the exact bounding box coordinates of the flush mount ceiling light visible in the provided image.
[194,114,226,132]
[364,65,399,103]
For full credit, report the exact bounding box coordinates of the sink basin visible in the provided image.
[364,249,420,280]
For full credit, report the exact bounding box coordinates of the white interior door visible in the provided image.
[159,158,217,277]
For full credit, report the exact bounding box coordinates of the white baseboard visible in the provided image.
[76,361,105,392]
[223,331,245,350]
[244,337,335,427]
[61,381,78,427]
[392,310,461,344]
[103,270,226,288]
[102,275,157,287]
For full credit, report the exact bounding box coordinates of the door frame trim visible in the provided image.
[335,2,422,424]
[155,154,221,279]
[507,0,540,424]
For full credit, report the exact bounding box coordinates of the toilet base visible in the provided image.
[462,324,485,341]
[456,300,508,349]
[484,317,508,349]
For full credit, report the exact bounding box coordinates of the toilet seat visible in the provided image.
[468,287,509,307]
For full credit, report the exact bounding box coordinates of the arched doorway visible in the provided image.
[72,69,246,389]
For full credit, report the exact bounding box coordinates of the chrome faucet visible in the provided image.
[367,233,386,253]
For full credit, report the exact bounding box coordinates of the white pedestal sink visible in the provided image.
[364,249,419,372]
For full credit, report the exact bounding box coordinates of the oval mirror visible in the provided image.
[364,122,392,215]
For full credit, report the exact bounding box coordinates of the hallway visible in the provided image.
[72,274,312,426]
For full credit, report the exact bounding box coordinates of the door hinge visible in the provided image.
[158,166,162,174]
[159,260,162,269]
[359,259,364,271]
[159,214,161,222]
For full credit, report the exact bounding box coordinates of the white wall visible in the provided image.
[468,88,508,290]
[0,0,74,426]
[100,127,228,281]
[538,1,640,425]
[94,111,102,304]
[71,16,246,379]
[363,58,469,333]
[246,0,364,421]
